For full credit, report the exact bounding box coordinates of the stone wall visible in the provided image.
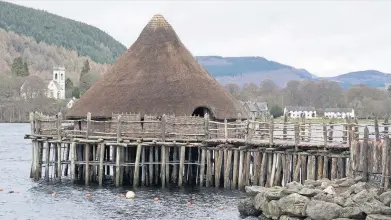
[239,177,391,220]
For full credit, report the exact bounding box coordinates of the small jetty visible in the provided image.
[25,112,390,190]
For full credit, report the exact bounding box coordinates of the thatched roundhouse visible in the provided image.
[67,14,246,120]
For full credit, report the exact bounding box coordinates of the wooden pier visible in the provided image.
[25,112,391,190]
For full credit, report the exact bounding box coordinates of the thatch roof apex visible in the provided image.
[147,14,171,29]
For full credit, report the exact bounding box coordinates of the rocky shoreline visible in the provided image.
[238,177,391,220]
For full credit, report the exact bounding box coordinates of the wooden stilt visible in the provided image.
[178,145,185,187]
[238,150,244,189]
[172,146,178,184]
[317,156,323,180]
[200,149,206,187]
[64,143,70,176]
[149,147,154,186]
[323,156,329,179]
[115,146,121,187]
[245,151,251,186]
[154,146,159,185]
[270,153,277,187]
[224,149,232,189]
[133,144,142,187]
[45,142,50,181]
[253,151,260,185]
[300,155,307,183]
[165,147,170,186]
[293,154,301,182]
[85,144,90,186]
[266,153,273,187]
[206,149,211,187]
[260,152,267,186]
[54,143,58,178]
[99,143,105,186]
[141,146,146,186]
[71,142,76,183]
[308,155,316,180]
[214,150,220,187]
[57,143,62,181]
[274,153,283,186]
[331,157,337,180]
[161,145,166,188]
[232,150,239,189]
[216,150,223,188]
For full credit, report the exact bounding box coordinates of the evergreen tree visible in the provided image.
[72,87,80,98]
[80,59,90,77]
[11,57,23,76]
[65,77,74,89]
[269,105,283,118]
[23,61,29,76]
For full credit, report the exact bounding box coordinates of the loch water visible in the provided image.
[0,123,245,220]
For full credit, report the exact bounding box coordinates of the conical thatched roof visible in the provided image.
[67,14,246,120]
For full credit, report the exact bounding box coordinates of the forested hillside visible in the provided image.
[0,1,126,63]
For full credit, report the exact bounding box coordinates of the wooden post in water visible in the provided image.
[29,112,35,178]
[200,149,206,187]
[283,113,288,140]
[294,123,300,151]
[381,136,390,191]
[57,143,62,181]
[224,149,232,189]
[238,149,244,189]
[269,117,274,146]
[70,141,76,183]
[85,143,90,186]
[206,150,211,187]
[328,122,334,143]
[362,126,369,181]
[323,124,327,149]
[232,150,239,189]
[98,143,105,186]
[45,142,50,181]
[133,143,142,187]
[178,145,185,187]
[375,117,380,142]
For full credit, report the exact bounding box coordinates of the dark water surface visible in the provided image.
[0,124,245,220]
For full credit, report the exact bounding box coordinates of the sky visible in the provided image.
[5,0,391,77]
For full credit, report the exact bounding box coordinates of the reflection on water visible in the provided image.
[0,124,244,220]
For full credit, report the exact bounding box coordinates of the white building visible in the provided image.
[66,97,78,109]
[20,66,66,100]
[324,108,355,119]
[47,66,66,100]
[284,106,317,119]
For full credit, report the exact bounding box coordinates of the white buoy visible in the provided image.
[126,191,135,199]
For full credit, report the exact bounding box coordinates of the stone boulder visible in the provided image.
[366,214,391,220]
[298,188,322,197]
[359,199,391,215]
[380,191,391,206]
[340,207,364,219]
[238,197,261,217]
[254,192,268,210]
[352,190,373,203]
[263,200,281,220]
[277,193,309,217]
[305,200,342,220]
[323,186,336,195]
[351,182,368,194]
[284,182,304,194]
[265,186,286,200]
[279,215,303,220]
[245,186,267,196]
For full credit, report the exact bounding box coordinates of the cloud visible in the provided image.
[5,0,391,77]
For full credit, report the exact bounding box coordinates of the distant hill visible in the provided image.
[196,56,317,87]
[196,56,390,88]
[326,70,391,88]
[0,1,126,64]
